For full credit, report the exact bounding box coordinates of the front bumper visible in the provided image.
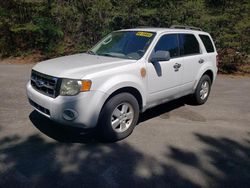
[26,81,108,128]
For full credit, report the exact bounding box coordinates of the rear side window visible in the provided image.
[199,34,215,53]
[179,34,200,56]
[154,34,179,58]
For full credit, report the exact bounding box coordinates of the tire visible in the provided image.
[191,75,212,105]
[98,93,139,142]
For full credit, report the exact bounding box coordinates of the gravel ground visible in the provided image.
[0,63,250,188]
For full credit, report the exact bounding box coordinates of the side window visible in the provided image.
[154,34,179,58]
[179,34,200,56]
[199,34,215,53]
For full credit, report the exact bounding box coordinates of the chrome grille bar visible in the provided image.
[31,70,60,98]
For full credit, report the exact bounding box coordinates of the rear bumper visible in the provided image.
[26,81,108,128]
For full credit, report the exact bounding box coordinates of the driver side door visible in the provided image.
[146,34,183,105]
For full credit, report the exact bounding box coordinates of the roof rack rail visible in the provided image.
[170,25,203,31]
[136,26,154,28]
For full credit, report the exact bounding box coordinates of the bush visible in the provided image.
[218,48,248,73]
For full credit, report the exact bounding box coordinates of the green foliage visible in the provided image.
[0,0,63,56]
[0,0,249,73]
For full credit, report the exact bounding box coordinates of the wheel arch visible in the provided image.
[193,67,216,91]
[103,87,143,112]
[202,69,214,84]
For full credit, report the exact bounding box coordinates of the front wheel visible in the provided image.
[98,93,139,142]
[191,75,212,105]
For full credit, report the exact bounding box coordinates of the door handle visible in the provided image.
[173,63,181,71]
[199,59,205,64]
[173,63,181,68]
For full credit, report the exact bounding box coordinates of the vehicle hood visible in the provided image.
[33,53,136,79]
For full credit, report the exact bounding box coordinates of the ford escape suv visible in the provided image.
[27,25,218,141]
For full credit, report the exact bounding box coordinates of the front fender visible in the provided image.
[96,74,146,107]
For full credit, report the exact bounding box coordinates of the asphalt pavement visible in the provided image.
[0,63,250,188]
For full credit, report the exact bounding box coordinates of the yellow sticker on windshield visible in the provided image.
[136,32,153,38]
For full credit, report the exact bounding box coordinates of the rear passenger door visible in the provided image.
[198,34,217,72]
[178,33,203,88]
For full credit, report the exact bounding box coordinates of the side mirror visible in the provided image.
[150,51,171,63]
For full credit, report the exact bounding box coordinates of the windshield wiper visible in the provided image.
[97,53,115,57]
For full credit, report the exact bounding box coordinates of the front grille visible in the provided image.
[29,99,51,116]
[31,70,61,98]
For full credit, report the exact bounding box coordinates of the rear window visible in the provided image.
[179,34,200,56]
[199,35,215,53]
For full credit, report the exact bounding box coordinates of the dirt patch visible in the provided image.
[218,73,250,78]
[0,53,46,64]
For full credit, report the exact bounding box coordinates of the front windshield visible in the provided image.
[89,31,156,60]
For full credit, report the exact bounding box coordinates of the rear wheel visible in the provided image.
[191,75,211,105]
[98,93,139,142]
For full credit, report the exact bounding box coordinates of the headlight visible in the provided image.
[60,79,92,96]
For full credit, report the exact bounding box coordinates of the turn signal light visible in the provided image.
[80,80,92,92]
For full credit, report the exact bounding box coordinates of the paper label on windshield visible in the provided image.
[136,32,153,38]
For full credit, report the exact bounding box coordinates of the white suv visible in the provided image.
[27,26,218,141]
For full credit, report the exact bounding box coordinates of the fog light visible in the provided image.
[62,109,78,121]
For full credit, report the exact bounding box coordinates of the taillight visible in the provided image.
[216,55,219,67]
